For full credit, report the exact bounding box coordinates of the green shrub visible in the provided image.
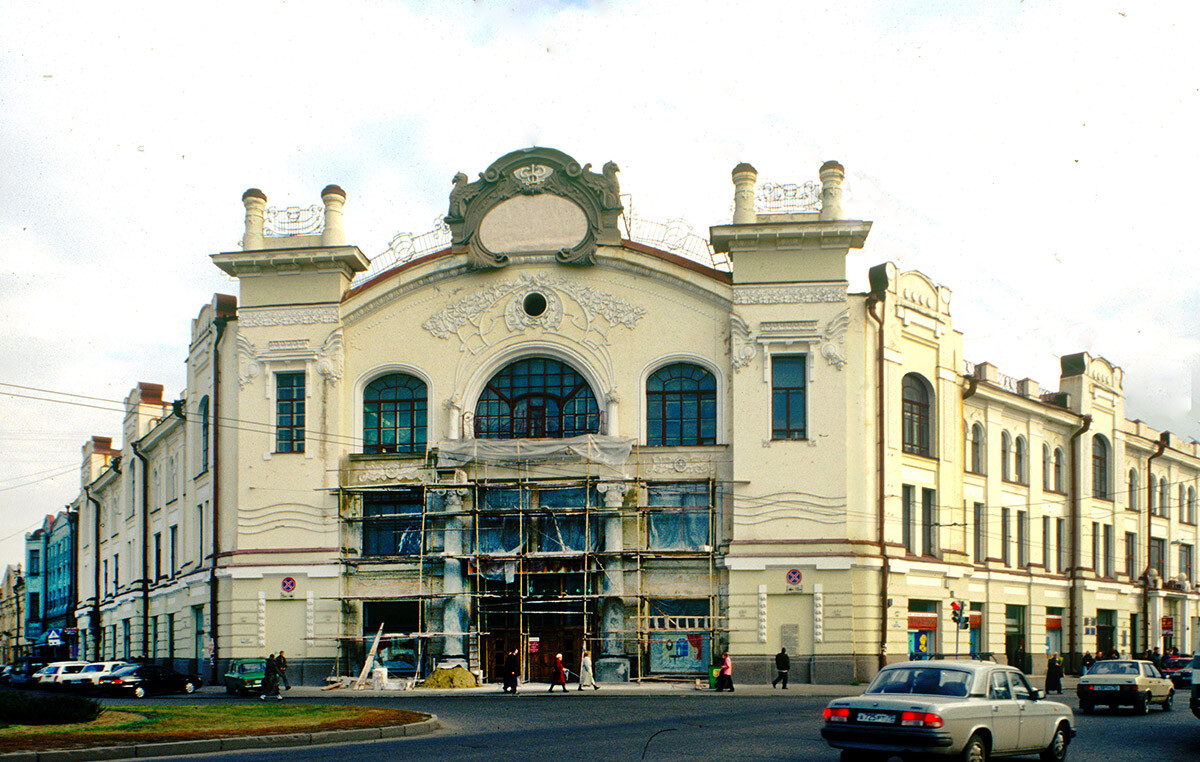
[0,690,103,725]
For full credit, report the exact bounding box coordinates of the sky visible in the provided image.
[1,0,1198,568]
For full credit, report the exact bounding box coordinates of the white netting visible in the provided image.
[436,434,635,469]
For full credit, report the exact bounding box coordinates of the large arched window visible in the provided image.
[1128,469,1140,511]
[363,373,428,454]
[646,363,717,446]
[967,423,985,474]
[901,373,933,457]
[475,357,600,439]
[1042,444,1052,489]
[1053,447,1065,492]
[1001,431,1013,481]
[1092,435,1111,500]
[1015,436,1028,484]
[1149,475,1158,515]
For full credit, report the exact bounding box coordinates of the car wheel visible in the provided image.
[225,683,234,695]
[1161,689,1173,711]
[133,686,146,699]
[1134,691,1149,715]
[1039,723,1069,762]
[1080,702,1094,714]
[184,681,196,694]
[959,733,988,762]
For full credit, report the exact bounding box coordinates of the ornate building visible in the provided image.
[71,147,1199,684]
[0,564,23,663]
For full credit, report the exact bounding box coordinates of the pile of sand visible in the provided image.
[416,666,480,689]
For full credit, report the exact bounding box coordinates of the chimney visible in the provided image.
[242,188,267,250]
[321,185,347,246]
[819,160,845,221]
[731,163,758,224]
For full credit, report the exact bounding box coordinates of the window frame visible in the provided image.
[363,372,429,455]
[770,354,808,441]
[474,356,601,440]
[1092,435,1111,500]
[275,371,306,454]
[645,362,718,447]
[901,374,934,457]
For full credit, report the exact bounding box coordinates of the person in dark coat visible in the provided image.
[772,647,790,689]
[261,654,282,701]
[276,650,291,690]
[1080,651,1094,674]
[549,653,568,692]
[1012,643,1027,674]
[502,647,520,694]
[1045,653,1063,694]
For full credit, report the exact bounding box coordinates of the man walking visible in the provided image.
[772,647,790,689]
[502,647,520,694]
[261,653,283,701]
[276,650,291,690]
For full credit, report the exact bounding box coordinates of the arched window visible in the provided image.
[475,357,600,439]
[968,423,985,474]
[1189,487,1196,524]
[1042,444,1051,490]
[1053,448,1065,492]
[363,373,428,454]
[1181,485,1189,523]
[1160,477,1170,516]
[1128,469,1140,512]
[1001,431,1013,481]
[1015,436,1028,484]
[901,374,933,457]
[1092,435,1111,500]
[1149,475,1158,515]
[198,396,210,473]
[646,363,717,446]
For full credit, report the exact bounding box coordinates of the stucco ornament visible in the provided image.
[315,330,344,385]
[819,309,850,370]
[648,455,713,475]
[444,147,623,269]
[236,335,262,389]
[729,314,757,372]
[422,273,644,351]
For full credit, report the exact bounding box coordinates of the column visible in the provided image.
[320,185,347,246]
[440,488,469,666]
[241,189,267,250]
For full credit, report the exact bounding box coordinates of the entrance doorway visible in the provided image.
[1096,609,1116,655]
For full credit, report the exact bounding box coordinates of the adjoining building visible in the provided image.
[0,564,24,663]
[24,511,78,660]
[71,148,1200,685]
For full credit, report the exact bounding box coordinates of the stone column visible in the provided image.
[440,488,469,666]
[321,185,347,246]
[605,391,620,436]
[731,163,758,224]
[595,482,629,681]
[819,160,845,221]
[241,189,267,250]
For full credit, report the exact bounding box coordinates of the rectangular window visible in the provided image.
[29,549,40,576]
[1042,516,1051,569]
[647,483,711,551]
[113,553,120,591]
[1017,511,1028,568]
[1056,518,1066,573]
[167,613,176,659]
[1149,537,1166,578]
[1181,544,1194,584]
[1091,522,1100,572]
[276,372,306,453]
[103,559,109,596]
[197,504,205,562]
[770,355,807,440]
[1103,524,1113,578]
[28,592,40,620]
[1001,508,1011,567]
[902,485,915,554]
[363,491,423,556]
[169,525,178,576]
[921,488,936,557]
[973,502,986,564]
[1125,531,1137,578]
[154,532,163,579]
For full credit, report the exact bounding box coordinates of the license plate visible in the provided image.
[857,712,895,724]
[1091,685,1118,691]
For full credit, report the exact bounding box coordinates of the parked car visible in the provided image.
[1191,654,1200,720]
[34,661,90,689]
[1077,659,1173,713]
[59,661,129,691]
[8,660,47,689]
[0,664,12,684]
[96,664,202,698]
[821,660,1074,761]
[1161,655,1192,688]
[223,658,267,696]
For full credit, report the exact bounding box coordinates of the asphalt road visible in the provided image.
[103,686,1200,761]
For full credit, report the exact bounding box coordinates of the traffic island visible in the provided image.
[0,705,438,760]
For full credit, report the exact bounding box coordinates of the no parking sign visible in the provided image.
[785,568,804,592]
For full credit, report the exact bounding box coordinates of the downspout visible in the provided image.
[85,486,102,661]
[866,291,888,671]
[209,314,231,684]
[1068,414,1092,671]
[132,441,150,662]
[68,506,78,659]
[1145,434,1169,652]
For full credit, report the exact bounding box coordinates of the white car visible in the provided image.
[34,661,90,688]
[1077,659,1174,713]
[59,661,130,691]
[822,660,1075,761]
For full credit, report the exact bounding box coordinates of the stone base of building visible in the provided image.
[595,656,630,682]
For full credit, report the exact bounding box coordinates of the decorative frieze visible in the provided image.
[352,464,432,485]
[647,455,714,476]
[732,284,847,305]
[239,306,339,327]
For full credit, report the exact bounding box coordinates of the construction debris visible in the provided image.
[416,666,481,689]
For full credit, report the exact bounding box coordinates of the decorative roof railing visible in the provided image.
[264,205,324,237]
[756,180,822,214]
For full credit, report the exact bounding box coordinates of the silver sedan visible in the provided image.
[821,660,1075,761]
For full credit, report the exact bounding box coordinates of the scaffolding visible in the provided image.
[333,445,724,682]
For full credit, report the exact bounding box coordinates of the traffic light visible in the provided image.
[950,600,962,625]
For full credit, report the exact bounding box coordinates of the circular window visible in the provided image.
[522,292,548,317]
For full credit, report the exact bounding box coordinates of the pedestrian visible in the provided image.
[503,647,520,694]
[549,653,568,692]
[1151,647,1162,669]
[1080,651,1094,674]
[772,647,789,689]
[261,653,283,701]
[578,650,600,691]
[276,650,291,690]
[716,651,734,692]
[1013,643,1027,674]
[1045,653,1063,695]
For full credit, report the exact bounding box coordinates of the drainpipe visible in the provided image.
[209,313,231,684]
[1145,433,1169,653]
[132,441,150,662]
[866,287,888,671]
[85,486,102,661]
[1068,414,1092,672]
[68,505,78,659]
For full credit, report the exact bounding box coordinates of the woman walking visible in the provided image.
[549,653,569,692]
[1045,653,1063,695]
[716,651,734,692]
[578,650,600,691]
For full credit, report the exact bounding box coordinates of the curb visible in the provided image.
[0,717,440,761]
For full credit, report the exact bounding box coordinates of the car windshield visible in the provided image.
[81,665,103,673]
[111,665,140,676]
[865,667,971,696]
[1164,658,1189,669]
[239,661,265,674]
[1087,662,1139,675]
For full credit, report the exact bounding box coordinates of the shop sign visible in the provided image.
[528,636,540,653]
[1161,616,1174,635]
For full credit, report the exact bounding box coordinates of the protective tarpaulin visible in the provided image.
[437,434,635,468]
[647,482,711,550]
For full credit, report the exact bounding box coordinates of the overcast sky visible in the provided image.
[2,0,1197,567]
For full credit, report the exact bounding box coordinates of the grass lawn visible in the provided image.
[0,705,428,753]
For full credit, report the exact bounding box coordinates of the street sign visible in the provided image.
[281,577,297,593]
[785,569,803,585]
[45,629,62,647]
